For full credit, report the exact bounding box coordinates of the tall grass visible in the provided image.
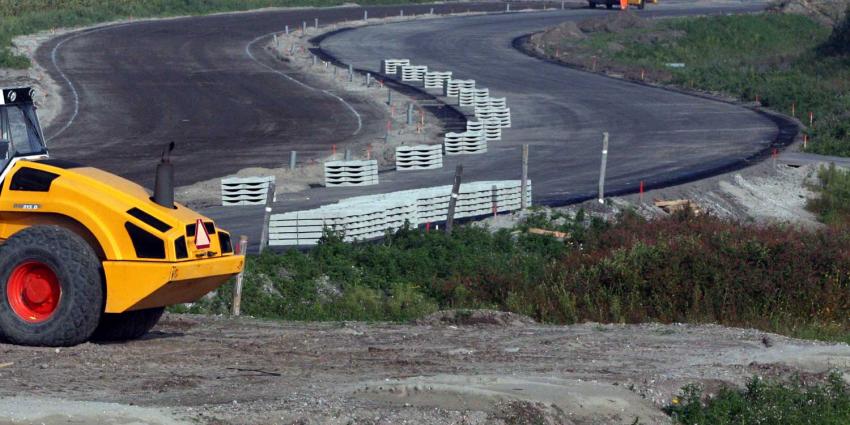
[807,163,850,224]
[667,373,850,425]
[184,211,850,344]
[0,0,432,69]
[575,13,850,157]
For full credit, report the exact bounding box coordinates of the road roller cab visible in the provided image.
[0,87,244,346]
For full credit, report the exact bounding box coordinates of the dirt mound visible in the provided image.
[577,9,649,33]
[768,0,850,27]
[537,21,587,45]
[415,309,537,327]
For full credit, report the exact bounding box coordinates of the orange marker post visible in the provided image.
[620,0,628,9]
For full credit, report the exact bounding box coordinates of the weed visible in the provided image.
[667,372,850,424]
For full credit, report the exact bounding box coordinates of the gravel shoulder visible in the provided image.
[0,313,848,424]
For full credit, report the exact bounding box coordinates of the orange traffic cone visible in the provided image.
[620,0,628,9]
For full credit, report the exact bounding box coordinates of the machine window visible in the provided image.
[6,106,44,156]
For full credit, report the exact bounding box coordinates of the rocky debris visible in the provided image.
[768,0,850,27]
[415,309,537,327]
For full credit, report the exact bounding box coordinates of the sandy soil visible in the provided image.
[0,312,848,424]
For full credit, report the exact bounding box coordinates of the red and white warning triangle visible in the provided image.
[194,218,211,249]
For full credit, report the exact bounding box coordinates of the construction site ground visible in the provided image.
[1,312,849,424]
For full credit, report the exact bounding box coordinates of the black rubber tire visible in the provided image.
[0,226,102,346]
[606,0,614,9]
[91,307,165,342]
[588,1,597,8]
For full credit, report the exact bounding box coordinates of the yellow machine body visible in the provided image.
[0,159,244,313]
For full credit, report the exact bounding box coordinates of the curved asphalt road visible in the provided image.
[319,1,784,206]
[37,3,522,187]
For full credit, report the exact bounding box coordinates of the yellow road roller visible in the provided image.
[0,87,244,346]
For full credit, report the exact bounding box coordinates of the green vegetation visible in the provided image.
[667,372,850,425]
[808,163,850,224]
[566,12,850,156]
[181,210,850,345]
[0,0,432,69]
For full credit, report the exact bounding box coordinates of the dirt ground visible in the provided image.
[0,312,848,425]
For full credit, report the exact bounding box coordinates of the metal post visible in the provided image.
[406,103,413,125]
[302,21,307,32]
[430,7,434,14]
[348,64,353,82]
[387,89,393,105]
[445,165,463,235]
[561,0,565,9]
[311,55,317,66]
[521,144,529,210]
[314,18,318,30]
[290,151,297,169]
[259,182,276,253]
[273,34,278,45]
[598,132,609,204]
[231,235,248,316]
[507,2,511,12]
[366,72,371,87]
[400,9,404,17]
[344,148,352,161]
[285,25,289,35]
[364,10,368,20]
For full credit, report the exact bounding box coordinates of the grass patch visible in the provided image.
[553,12,850,156]
[667,372,850,425]
[807,163,850,225]
[0,0,434,69]
[181,211,850,345]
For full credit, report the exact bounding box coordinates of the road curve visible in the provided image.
[36,3,520,187]
[319,1,787,205]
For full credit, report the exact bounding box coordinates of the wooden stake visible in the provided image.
[232,235,248,317]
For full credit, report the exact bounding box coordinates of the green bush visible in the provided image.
[185,211,850,344]
[667,372,850,425]
[808,163,850,224]
[820,6,850,56]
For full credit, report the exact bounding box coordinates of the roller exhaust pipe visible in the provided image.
[153,142,175,208]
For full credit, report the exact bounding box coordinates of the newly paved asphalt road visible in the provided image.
[36,1,790,247]
[37,2,524,187]
[319,1,787,206]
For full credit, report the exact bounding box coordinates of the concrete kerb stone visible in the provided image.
[268,180,532,246]
[221,176,276,206]
[395,144,443,170]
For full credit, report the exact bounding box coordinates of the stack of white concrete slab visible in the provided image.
[475,106,511,128]
[443,130,487,155]
[414,181,532,224]
[424,71,452,89]
[444,79,475,97]
[396,144,443,170]
[482,118,502,141]
[381,59,410,75]
[220,176,275,206]
[324,160,379,187]
[400,65,428,82]
[458,88,490,108]
[268,180,532,246]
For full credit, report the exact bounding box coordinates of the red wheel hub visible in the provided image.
[6,261,60,323]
